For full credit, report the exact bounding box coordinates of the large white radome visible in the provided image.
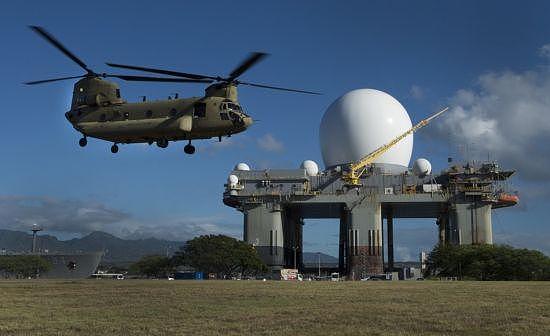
[319,89,413,170]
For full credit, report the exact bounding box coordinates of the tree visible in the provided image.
[172,235,267,278]
[0,255,52,278]
[129,255,172,278]
[424,244,550,281]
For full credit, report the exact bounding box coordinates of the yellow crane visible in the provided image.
[342,107,450,186]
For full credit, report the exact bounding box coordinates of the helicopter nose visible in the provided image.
[243,116,253,127]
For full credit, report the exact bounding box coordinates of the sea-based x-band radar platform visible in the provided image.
[222,89,518,279]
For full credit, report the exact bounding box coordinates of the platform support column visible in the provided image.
[437,214,447,245]
[339,207,349,275]
[449,202,493,245]
[244,205,284,270]
[346,202,383,280]
[386,207,394,273]
[283,209,303,270]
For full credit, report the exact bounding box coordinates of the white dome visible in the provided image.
[319,89,413,170]
[412,158,432,177]
[228,174,239,186]
[234,163,250,171]
[300,160,319,176]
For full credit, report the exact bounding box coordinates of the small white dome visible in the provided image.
[235,163,250,171]
[412,158,432,177]
[228,174,239,186]
[319,89,413,170]
[300,160,319,176]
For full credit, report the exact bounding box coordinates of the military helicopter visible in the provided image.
[26,26,319,154]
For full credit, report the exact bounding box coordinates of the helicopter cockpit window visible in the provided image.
[75,94,86,105]
[220,112,229,120]
[193,103,206,118]
[116,89,121,98]
[229,111,240,122]
[228,103,240,111]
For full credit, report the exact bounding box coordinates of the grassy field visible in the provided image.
[0,280,549,335]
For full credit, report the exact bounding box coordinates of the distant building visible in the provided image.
[420,251,428,273]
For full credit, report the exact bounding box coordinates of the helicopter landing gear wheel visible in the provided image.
[156,139,169,148]
[184,141,195,155]
[110,144,119,154]
[79,137,87,147]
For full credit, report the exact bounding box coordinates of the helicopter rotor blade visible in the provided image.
[227,52,268,81]
[106,54,319,93]
[106,63,217,81]
[238,81,321,95]
[110,75,213,83]
[24,75,87,85]
[29,26,93,75]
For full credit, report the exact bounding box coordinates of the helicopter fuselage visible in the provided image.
[65,85,252,145]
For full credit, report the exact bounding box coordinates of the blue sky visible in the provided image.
[1,1,550,259]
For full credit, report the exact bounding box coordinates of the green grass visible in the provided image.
[0,280,549,335]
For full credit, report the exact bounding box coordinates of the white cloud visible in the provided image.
[120,218,241,241]
[0,195,239,241]
[0,196,129,235]
[435,67,550,181]
[409,85,424,100]
[257,133,284,152]
[395,246,414,261]
[540,44,550,59]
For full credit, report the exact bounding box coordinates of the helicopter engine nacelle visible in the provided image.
[71,77,123,109]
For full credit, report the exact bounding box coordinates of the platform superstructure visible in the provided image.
[223,161,517,279]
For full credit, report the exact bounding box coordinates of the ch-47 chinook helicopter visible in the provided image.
[25,26,319,154]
